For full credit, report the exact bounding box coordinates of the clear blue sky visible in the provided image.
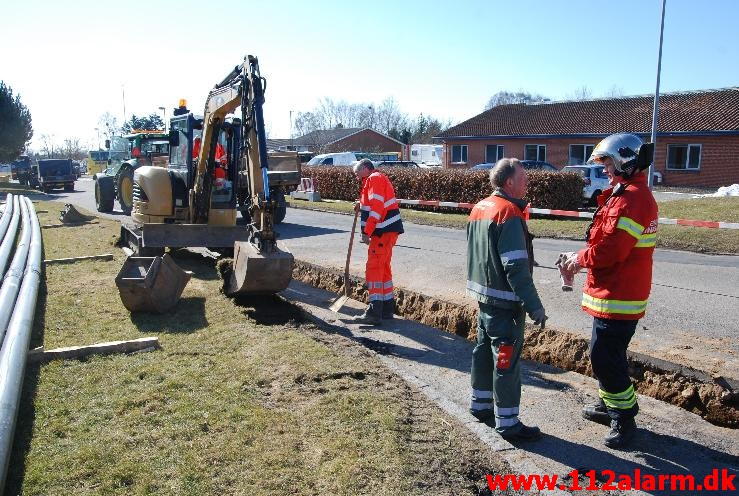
[1,0,737,151]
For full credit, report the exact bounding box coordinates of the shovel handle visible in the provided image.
[343,209,359,296]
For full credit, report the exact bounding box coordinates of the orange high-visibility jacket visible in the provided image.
[576,173,658,320]
[360,171,404,236]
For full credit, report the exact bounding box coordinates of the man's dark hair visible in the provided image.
[357,158,374,170]
[490,158,521,188]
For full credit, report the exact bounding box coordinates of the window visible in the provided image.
[485,144,505,163]
[525,144,546,161]
[451,145,468,163]
[411,150,418,157]
[321,157,334,165]
[667,144,701,170]
[569,144,594,165]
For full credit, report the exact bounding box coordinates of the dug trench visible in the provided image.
[277,259,739,429]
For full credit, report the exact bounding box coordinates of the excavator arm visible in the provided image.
[191,56,279,256]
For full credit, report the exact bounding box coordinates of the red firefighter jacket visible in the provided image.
[360,171,404,237]
[576,172,658,320]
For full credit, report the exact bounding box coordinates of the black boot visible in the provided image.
[382,298,395,319]
[582,399,610,425]
[604,417,636,449]
[500,422,542,441]
[351,301,382,325]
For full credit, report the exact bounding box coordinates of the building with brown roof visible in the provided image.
[270,127,404,155]
[436,88,739,187]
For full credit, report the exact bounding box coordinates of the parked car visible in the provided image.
[306,152,359,166]
[471,160,558,172]
[520,160,558,171]
[375,160,419,168]
[561,164,610,205]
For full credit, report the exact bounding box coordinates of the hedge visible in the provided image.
[301,166,585,211]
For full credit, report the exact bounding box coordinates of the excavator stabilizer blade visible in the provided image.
[226,241,294,295]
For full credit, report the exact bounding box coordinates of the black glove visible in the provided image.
[529,307,548,329]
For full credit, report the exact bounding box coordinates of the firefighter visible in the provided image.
[351,159,404,325]
[467,158,546,441]
[559,133,658,448]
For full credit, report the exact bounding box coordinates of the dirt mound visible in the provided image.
[292,259,739,428]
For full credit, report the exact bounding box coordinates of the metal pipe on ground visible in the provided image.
[0,195,20,278]
[0,195,13,243]
[0,197,42,492]
[0,198,30,340]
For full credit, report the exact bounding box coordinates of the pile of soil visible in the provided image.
[292,259,739,428]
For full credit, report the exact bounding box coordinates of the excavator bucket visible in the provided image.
[225,241,294,295]
[59,203,95,224]
[115,254,192,313]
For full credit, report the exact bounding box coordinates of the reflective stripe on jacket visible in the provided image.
[466,190,543,312]
[577,172,658,320]
[360,171,404,236]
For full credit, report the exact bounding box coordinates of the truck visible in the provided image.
[10,155,31,185]
[36,159,76,192]
[93,131,170,214]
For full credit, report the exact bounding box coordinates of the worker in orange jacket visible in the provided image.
[560,133,658,449]
[351,159,404,325]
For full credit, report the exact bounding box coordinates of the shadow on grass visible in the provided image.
[130,296,209,333]
[168,250,221,281]
[6,262,48,492]
[232,294,304,326]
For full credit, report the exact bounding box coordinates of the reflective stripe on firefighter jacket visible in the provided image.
[466,190,543,313]
[576,172,658,320]
[360,171,404,237]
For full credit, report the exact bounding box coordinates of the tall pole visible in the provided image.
[122,85,127,124]
[649,0,667,189]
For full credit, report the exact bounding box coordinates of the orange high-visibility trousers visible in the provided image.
[365,232,399,302]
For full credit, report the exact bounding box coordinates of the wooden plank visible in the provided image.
[28,337,160,364]
[44,254,114,265]
[42,221,98,229]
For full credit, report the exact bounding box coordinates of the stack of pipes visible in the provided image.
[0,193,43,490]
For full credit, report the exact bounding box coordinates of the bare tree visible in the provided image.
[485,90,549,110]
[39,133,57,158]
[604,85,624,98]
[62,137,87,160]
[97,112,120,141]
[567,85,593,100]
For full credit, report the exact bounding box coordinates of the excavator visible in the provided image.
[120,55,295,295]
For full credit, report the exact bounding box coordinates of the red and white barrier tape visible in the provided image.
[396,199,739,230]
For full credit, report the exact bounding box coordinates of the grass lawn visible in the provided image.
[289,197,739,254]
[7,200,504,495]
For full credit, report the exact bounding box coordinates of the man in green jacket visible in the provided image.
[467,158,547,441]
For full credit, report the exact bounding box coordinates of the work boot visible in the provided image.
[582,399,611,425]
[499,422,542,441]
[382,298,395,319]
[351,301,382,326]
[604,417,636,449]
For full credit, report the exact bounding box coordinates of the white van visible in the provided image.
[306,152,359,166]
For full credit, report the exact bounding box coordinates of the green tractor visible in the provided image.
[93,131,169,214]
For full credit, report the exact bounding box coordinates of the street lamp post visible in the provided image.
[649,0,667,189]
[158,106,166,132]
[95,128,100,150]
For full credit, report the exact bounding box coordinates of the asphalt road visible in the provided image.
[47,178,739,378]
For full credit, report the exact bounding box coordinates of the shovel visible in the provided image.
[330,208,359,313]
